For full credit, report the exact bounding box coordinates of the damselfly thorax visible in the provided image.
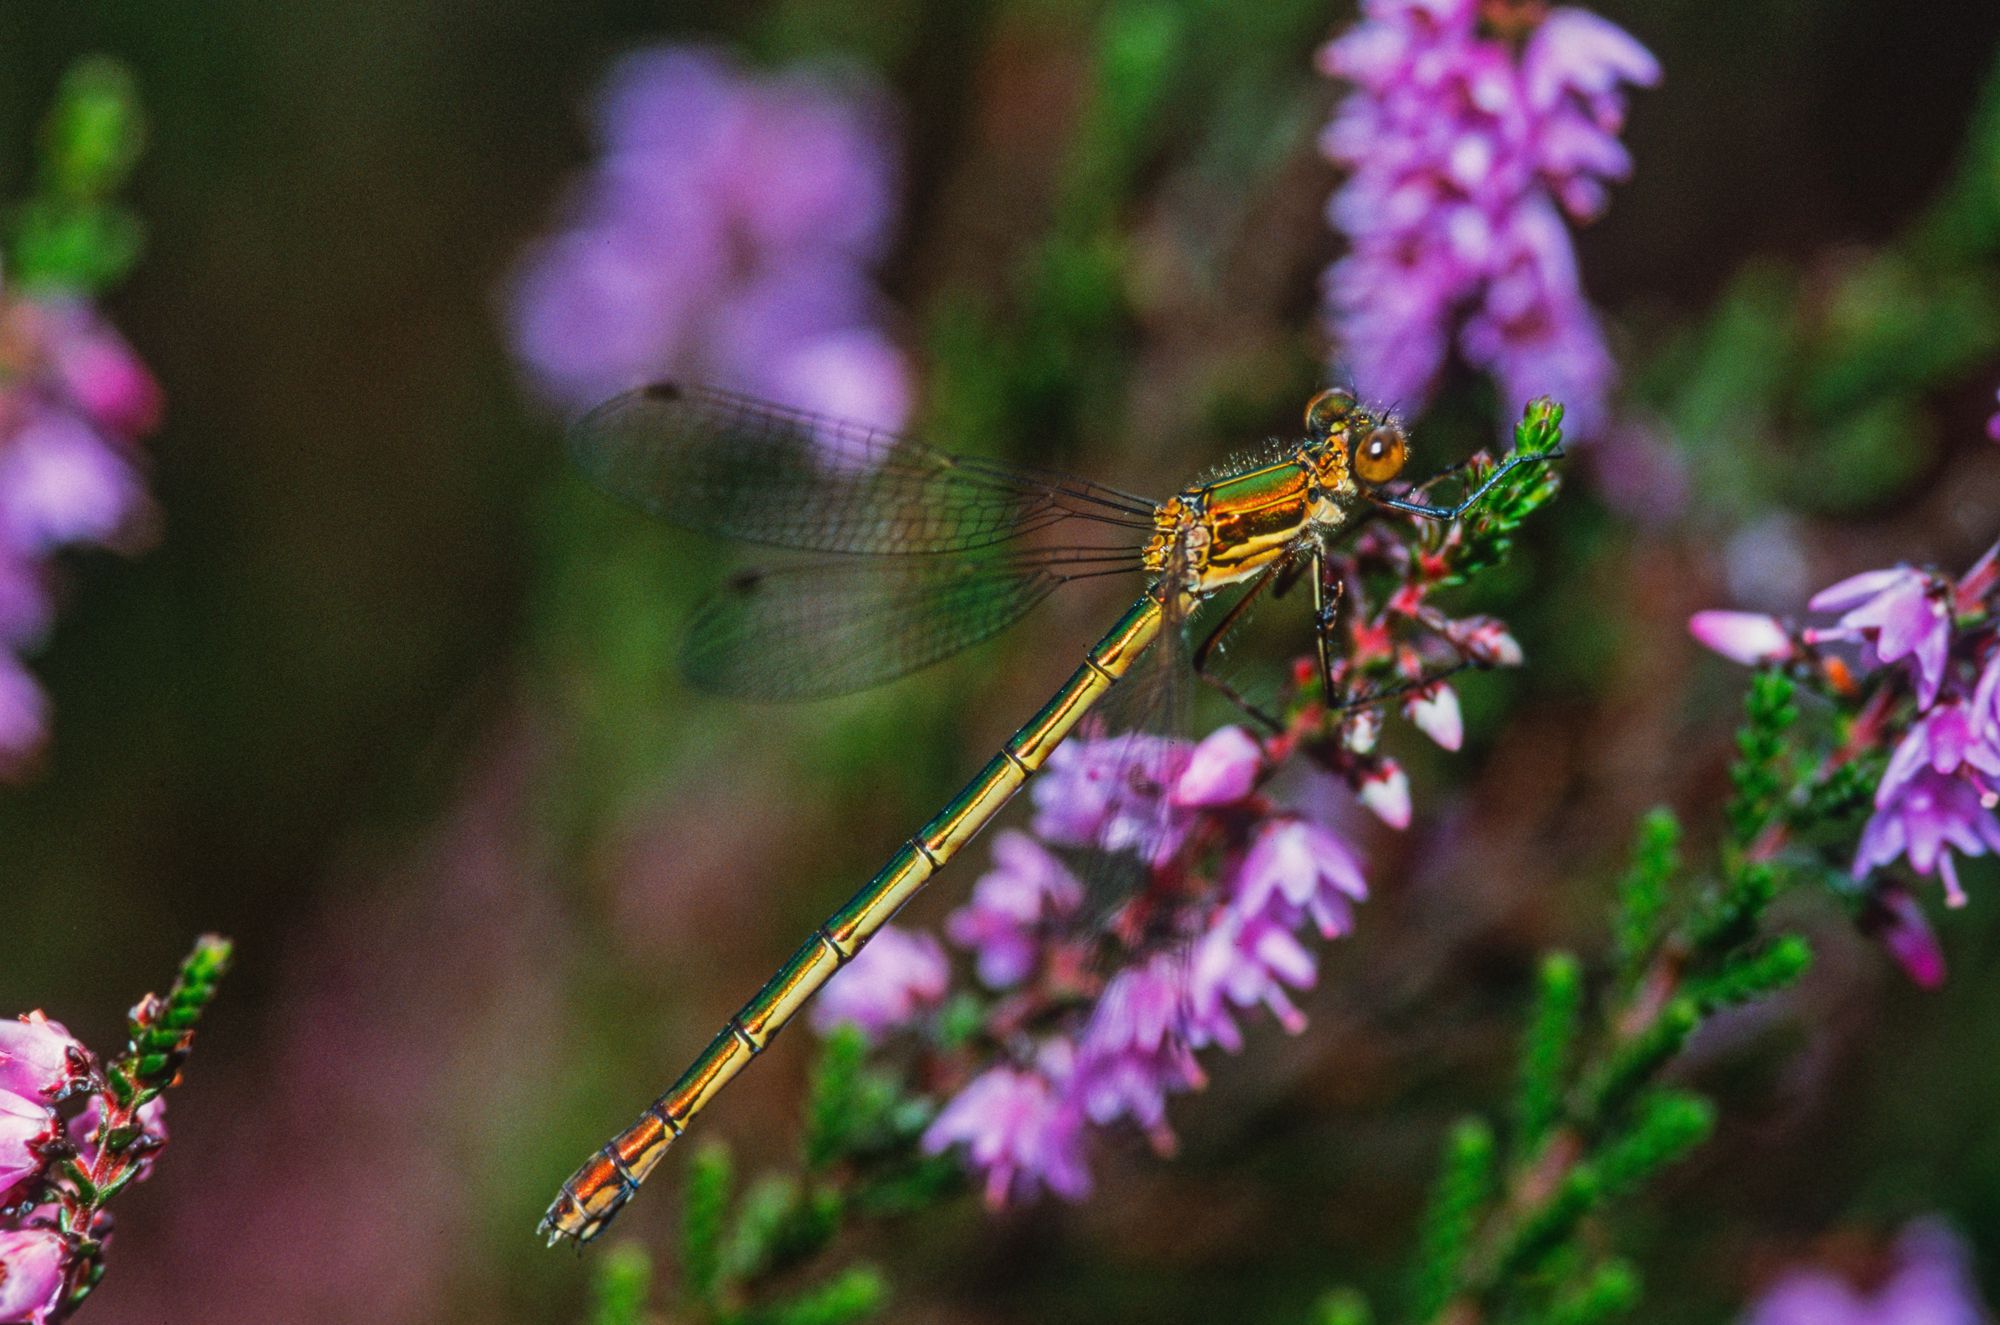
[540,382,1548,1246]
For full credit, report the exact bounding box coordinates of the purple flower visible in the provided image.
[1860,884,1948,990]
[1030,731,1194,863]
[0,658,48,775]
[1170,725,1264,807]
[809,925,948,1043]
[505,45,911,442]
[1689,610,1796,666]
[1072,956,1205,1135]
[1746,1220,1988,1325]
[1319,0,1657,438]
[1987,387,2000,444]
[1231,818,1369,937]
[0,1228,67,1324]
[1188,912,1318,1051]
[0,1013,88,1103]
[946,829,1083,989]
[0,1089,56,1204]
[1807,566,1952,708]
[922,1047,1092,1209]
[1855,767,2000,908]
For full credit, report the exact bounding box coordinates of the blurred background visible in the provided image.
[3,1,2000,1321]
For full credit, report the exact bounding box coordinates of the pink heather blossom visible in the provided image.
[0,283,160,780]
[506,46,911,441]
[1072,957,1206,1134]
[946,829,1083,989]
[1188,913,1318,1051]
[1358,760,1413,829]
[1403,682,1464,750]
[1319,0,1657,438]
[0,1228,67,1324]
[1861,885,1948,991]
[1170,725,1264,807]
[1855,767,2000,909]
[1232,819,1369,938]
[1446,615,1525,667]
[0,1013,89,1103]
[922,1049,1092,1209]
[1808,567,1952,708]
[1746,1220,1988,1325]
[1689,610,1796,666]
[1031,732,1194,864]
[809,925,948,1043]
[1987,387,2000,444]
[0,1090,56,1203]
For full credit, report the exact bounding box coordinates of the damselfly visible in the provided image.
[541,381,1559,1244]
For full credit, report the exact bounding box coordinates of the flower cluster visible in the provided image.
[1692,542,2000,914]
[1745,1220,1990,1325]
[0,275,162,777]
[0,936,229,1323]
[506,45,912,443]
[1318,0,1657,439]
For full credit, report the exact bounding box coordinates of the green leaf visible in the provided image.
[1613,810,1679,988]
[1406,1118,1496,1320]
[1595,1090,1715,1197]
[1313,1288,1374,1325]
[751,1265,887,1325]
[1686,935,1812,1012]
[1544,1259,1643,1325]
[1587,998,1698,1120]
[682,1145,734,1316]
[588,1243,654,1325]
[1516,953,1583,1156]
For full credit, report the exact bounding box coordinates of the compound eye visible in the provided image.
[1354,424,1408,484]
[1304,387,1358,437]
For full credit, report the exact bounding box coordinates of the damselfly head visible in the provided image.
[1353,421,1409,485]
[1305,388,1409,488]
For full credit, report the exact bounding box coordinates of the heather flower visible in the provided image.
[1187,912,1318,1051]
[0,1013,89,1104]
[1357,759,1414,828]
[946,829,1083,989]
[809,925,949,1043]
[1232,818,1369,938]
[0,1090,56,1203]
[1319,0,1657,437]
[1031,731,1196,864]
[0,284,161,778]
[506,45,912,440]
[1808,567,1952,708]
[922,1048,1092,1209]
[1689,610,1797,667]
[1855,767,2000,909]
[66,1094,168,1182]
[1403,681,1464,750]
[1987,387,2000,444]
[1860,884,1948,990]
[0,1229,66,1324]
[1170,725,1264,807]
[1746,1220,1988,1325]
[1072,956,1206,1134]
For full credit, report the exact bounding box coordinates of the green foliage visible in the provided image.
[8,56,147,295]
[743,1266,886,1325]
[1612,811,1679,988]
[1407,1120,1497,1321]
[1726,672,1799,845]
[1594,1091,1714,1198]
[1685,935,1812,1012]
[588,1244,654,1325]
[1315,1288,1376,1325]
[1433,398,1566,589]
[683,1146,735,1315]
[1542,1260,1642,1325]
[1515,954,1582,1157]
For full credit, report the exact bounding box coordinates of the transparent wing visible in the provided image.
[570,381,1159,556]
[683,549,1144,700]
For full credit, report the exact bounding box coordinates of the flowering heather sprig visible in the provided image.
[0,59,161,779]
[1318,0,1657,439]
[806,400,1566,1208]
[1692,533,2000,932]
[1745,1220,1991,1325]
[0,935,231,1323]
[507,45,912,444]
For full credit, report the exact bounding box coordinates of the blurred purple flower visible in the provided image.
[0,1012,89,1103]
[946,829,1083,990]
[1232,818,1370,938]
[1689,610,1796,666]
[1170,725,1264,807]
[1808,567,1951,708]
[1031,731,1195,863]
[809,924,949,1042]
[1855,767,2000,909]
[506,45,912,440]
[0,1089,56,1203]
[1987,387,2000,444]
[1188,912,1318,1051]
[0,1228,67,1324]
[1860,884,1948,990]
[0,285,160,779]
[922,1048,1092,1209]
[1746,1220,1989,1325]
[1072,956,1206,1135]
[1318,0,1657,438]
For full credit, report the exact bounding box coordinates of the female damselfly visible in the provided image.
[541,381,1558,1244]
